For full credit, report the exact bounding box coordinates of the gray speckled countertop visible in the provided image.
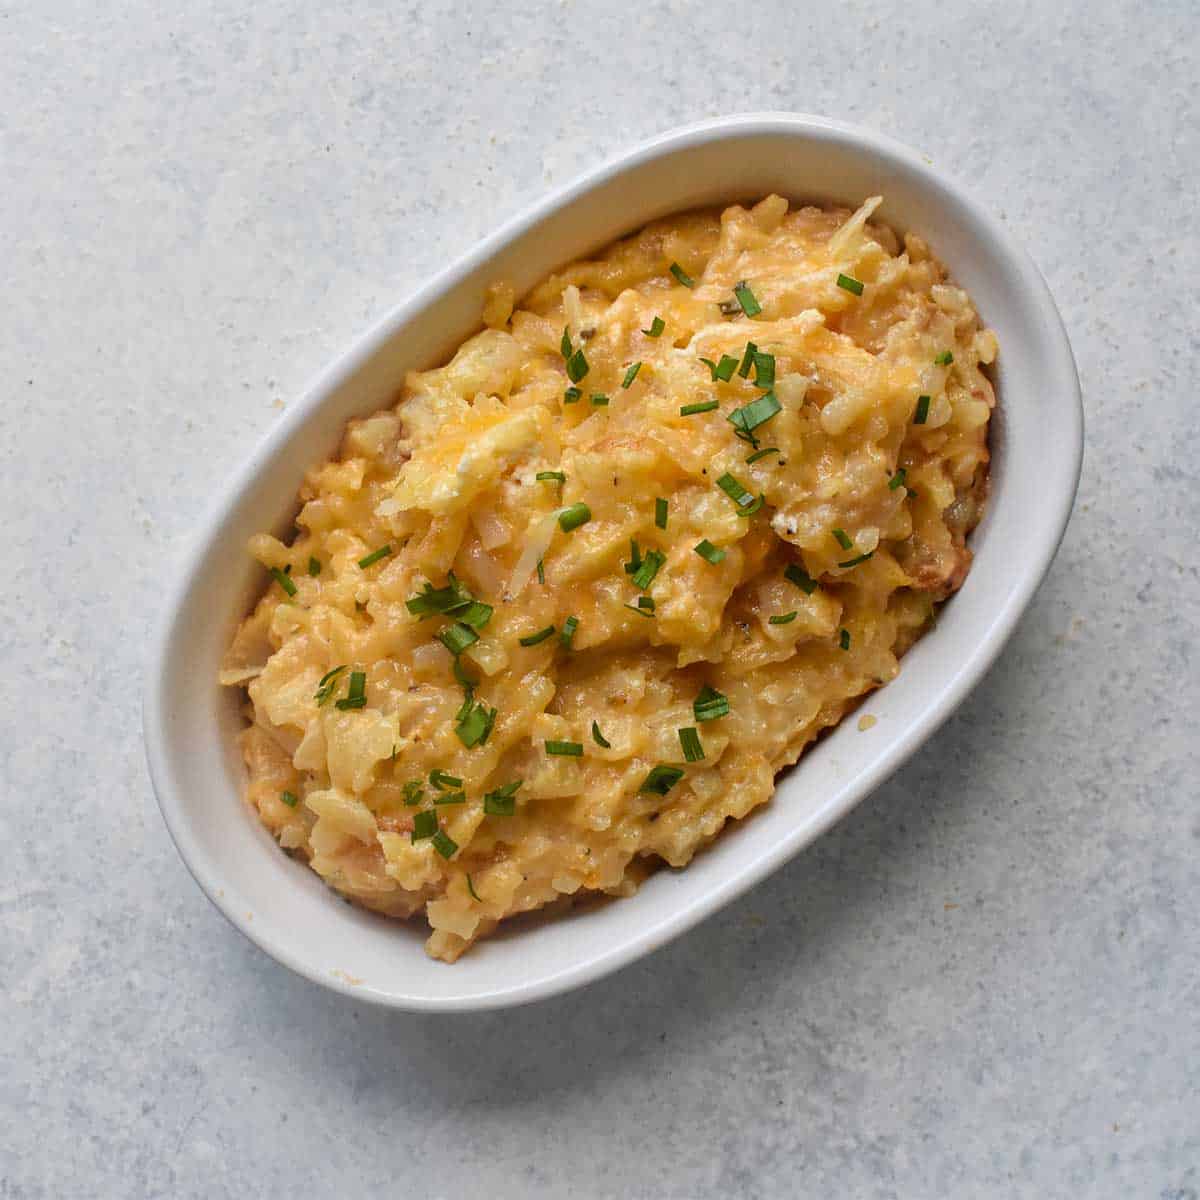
[3,2,1198,1196]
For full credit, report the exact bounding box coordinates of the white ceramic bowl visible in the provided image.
[143,113,1082,1011]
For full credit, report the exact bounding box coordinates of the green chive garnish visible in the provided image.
[403,781,423,806]
[536,557,545,585]
[558,502,591,532]
[888,467,907,491]
[693,685,729,723]
[536,470,566,483]
[314,664,348,705]
[269,567,297,597]
[655,497,668,529]
[433,790,467,805]
[716,472,761,514]
[431,830,458,859]
[622,362,642,388]
[737,341,758,378]
[592,721,611,749]
[745,446,780,465]
[307,557,321,577]
[839,628,851,650]
[678,727,704,762]
[564,386,582,404]
[728,392,781,443]
[519,625,556,647]
[560,327,573,359]
[566,347,589,383]
[699,354,739,382]
[832,528,854,551]
[438,622,479,656]
[934,350,954,366]
[784,563,818,595]
[769,611,798,625]
[752,351,775,387]
[836,273,864,296]
[357,545,392,569]
[681,400,719,416]
[334,670,367,710]
[624,539,642,574]
[466,874,482,901]
[640,765,685,795]
[637,595,655,612]
[643,316,666,338]
[694,539,726,564]
[458,601,493,630]
[733,281,762,316]
[483,780,521,816]
[429,769,462,790]
[455,702,494,748]
[280,790,299,808]
[914,394,931,425]
[412,810,438,842]
[669,262,695,288]
[406,577,475,618]
[631,549,665,590]
[838,551,875,568]
[624,602,655,618]
[545,740,583,757]
[591,393,610,407]
[560,615,579,649]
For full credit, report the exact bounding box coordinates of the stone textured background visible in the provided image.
[2,1,1197,1196]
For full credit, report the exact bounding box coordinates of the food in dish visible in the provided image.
[220,194,996,960]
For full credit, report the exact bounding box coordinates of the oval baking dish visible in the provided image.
[143,113,1082,1011]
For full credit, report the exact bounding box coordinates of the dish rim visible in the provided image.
[143,111,1083,1011]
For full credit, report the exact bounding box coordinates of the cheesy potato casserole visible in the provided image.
[221,194,996,961]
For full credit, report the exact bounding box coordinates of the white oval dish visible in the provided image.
[143,113,1082,1012]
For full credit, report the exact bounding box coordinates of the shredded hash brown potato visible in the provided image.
[221,195,996,961]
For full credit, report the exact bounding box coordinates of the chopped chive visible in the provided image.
[621,362,642,388]
[728,392,781,442]
[466,874,482,901]
[741,494,765,515]
[558,502,591,532]
[430,769,462,790]
[655,497,668,529]
[560,615,579,649]
[694,539,726,564]
[334,670,367,710]
[483,780,521,816]
[433,790,467,806]
[307,556,321,577]
[752,351,776,387]
[838,551,875,569]
[431,830,458,859]
[566,347,589,383]
[519,625,556,647]
[406,577,475,618]
[455,702,493,748]
[643,316,666,338]
[733,281,762,316]
[591,721,611,749]
[832,528,854,551]
[455,691,474,724]
[438,622,479,656]
[681,400,719,416]
[564,386,582,404]
[693,684,729,723]
[716,472,754,507]
[784,563,818,595]
[934,350,954,366]
[314,664,348,705]
[678,727,704,762]
[624,539,642,574]
[536,557,545,585]
[836,272,864,296]
[560,326,573,359]
[700,354,740,382]
[914,394,931,425]
[669,262,695,288]
[357,544,392,569]
[458,601,493,630]
[481,706,498,745]
[888,467,907,491]
[769,611,798,625]
[631,549,666,590]
[403,781,424,806]
[545,740,583,757]
[590,392,610,406]
[737,341,758,378]
[269,567,298,597]
[640,765,685,795]
[280,790,299,808]
[839,628,851,650]
[637,595,655,612]
[624,602,655,618]
[412,810,438,842]
[745,446,780,465]
[536,470,566,483]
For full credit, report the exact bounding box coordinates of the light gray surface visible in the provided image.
[2,1,1197,1196]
